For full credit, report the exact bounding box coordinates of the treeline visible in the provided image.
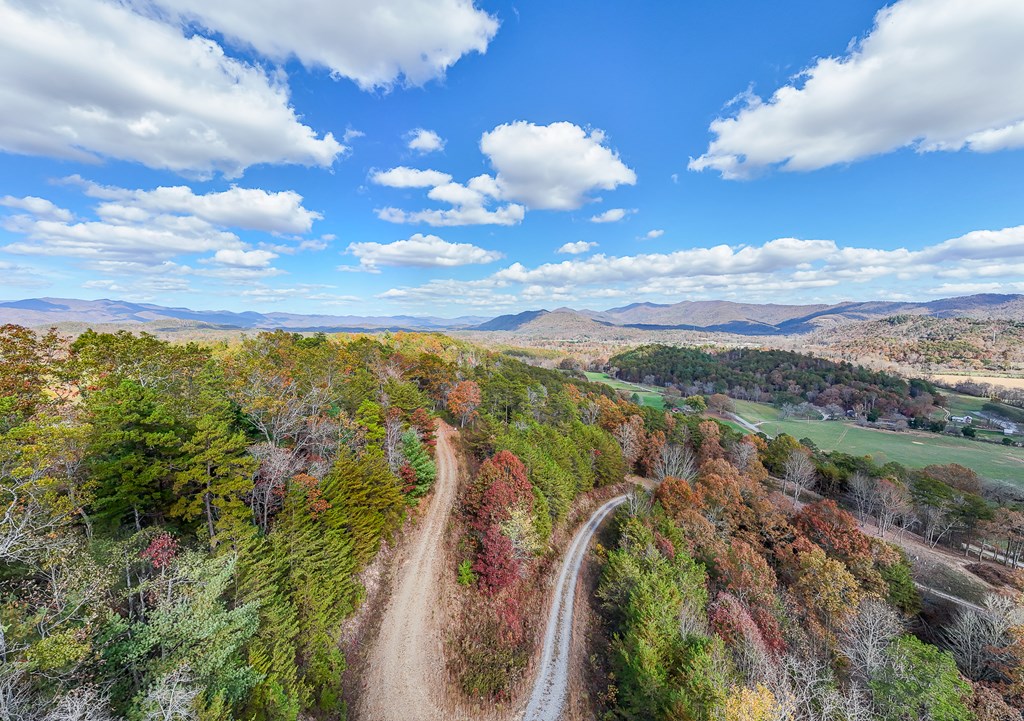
[590,421,1022,719]
[0,325,491,720]
[609,345,931,416]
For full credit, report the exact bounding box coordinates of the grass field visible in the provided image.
[584,371,666,410]
[772,422,1023,483]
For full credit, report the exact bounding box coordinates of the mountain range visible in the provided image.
[1,293,1022,335]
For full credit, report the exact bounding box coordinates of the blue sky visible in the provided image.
[2,0,1024,316]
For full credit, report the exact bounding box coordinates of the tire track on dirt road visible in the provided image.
[355,421,464,721]
[521,494,628,721]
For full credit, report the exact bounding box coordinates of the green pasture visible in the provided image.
[584,371,666,409]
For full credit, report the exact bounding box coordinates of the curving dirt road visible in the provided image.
[522,494,627,721]
[355,421,461,721]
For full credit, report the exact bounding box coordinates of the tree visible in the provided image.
[653,443,696,483]
[782,450,815,502]
[447,380,482,427]
[869,635,973,721]
[848,471,878,524]
[842,599,903,683]
[87,380,181,530]
[172,415,256,550]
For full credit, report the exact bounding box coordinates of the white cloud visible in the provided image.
[691,0,1024,178]
[557,241,597,255]
[0,260,54,289]
[375,172,524,227]
[370,167,453,188]
[407,128,445,154]
[149,0,499,90]
[0,196,73,222]
[376,204,525,227]
[480,121,636,210]
[0,0,343,177]
[238,283,359,304]
[378,277,517,308]
[343,129,365,143]
[642,229,665,240]
[212,248,278,267]
[590,208,634,223]
[66,177,322,234]
[345,233,503,270]
[373,122,636,226]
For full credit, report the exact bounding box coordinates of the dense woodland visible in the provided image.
[609,344,941,418]
[2,324,1022,720]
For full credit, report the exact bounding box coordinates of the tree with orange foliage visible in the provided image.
[716,538,779,607]
[794,499,873,562]
[696,420,726,466]
[447,380,482,427]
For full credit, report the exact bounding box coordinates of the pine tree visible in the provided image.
[172,414,256,550]
[87,380,181,530]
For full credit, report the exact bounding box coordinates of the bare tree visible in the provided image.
[944,593,1024,682]
[137,666,200,721]
[383,409,405,474]
[875,479,912,539]
[847,472,877,525]
[841,599,902,683]
[653,444,696,483]
[580,400,599,426]
[614,417,645,468]
[783,451,816,503]
[248,443,301,533]
[624,488,652,517]
[44,687,115,721]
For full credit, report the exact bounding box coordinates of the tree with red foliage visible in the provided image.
[410,407,436,456]
[794,499,873,562]
[473,523,521,594]
[141,531,178,569]
[447,380,482,427]
[467,451,535,594]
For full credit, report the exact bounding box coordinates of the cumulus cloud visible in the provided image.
[690,0,1024,178]
[481,121,636,210]
[407,128,445,153]
[212,248,278,267]
[557,241,597,255]
[345,233,503,271]
[375,172,524,226]
[642,229,665,240]
[0,0,343,177]
[590,208,634,223]
[373,121,636,226]
[370,167,453,188]
[0,196,73,222]
[0,179,329,296]
[65,177,322,234]
[149,0,498,90]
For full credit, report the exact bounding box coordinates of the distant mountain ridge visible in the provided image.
[0,298,487,331]
[473,293,1024,335]
[1,293,1021,335]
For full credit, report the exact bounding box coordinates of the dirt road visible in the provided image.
[522,495,627,721]
[355,421,462,721]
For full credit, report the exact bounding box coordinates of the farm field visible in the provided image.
[732,400,1024,485]
[931,373,1024,390]
[584,371,666,409]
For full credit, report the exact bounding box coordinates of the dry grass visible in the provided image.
[930,373,1024,390]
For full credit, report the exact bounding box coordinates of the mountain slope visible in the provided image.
[0,298,486,331]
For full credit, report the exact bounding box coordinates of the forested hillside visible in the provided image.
[3,324,1022,721]
[609,345,930,416]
